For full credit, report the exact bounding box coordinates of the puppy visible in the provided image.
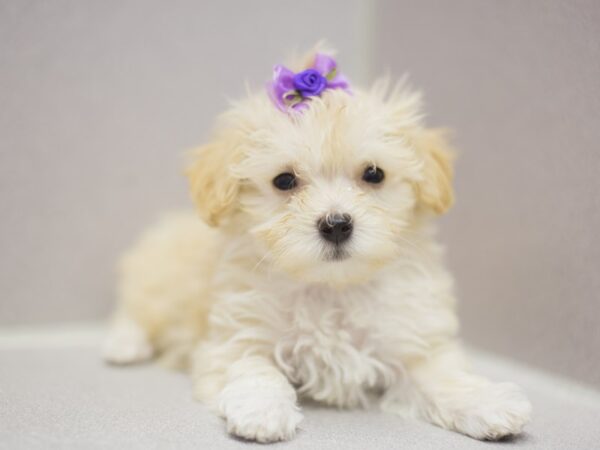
[104,47,531,443]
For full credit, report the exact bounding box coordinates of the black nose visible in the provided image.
[318,213,353,245]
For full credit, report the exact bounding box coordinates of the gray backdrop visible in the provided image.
[1,1,598,388]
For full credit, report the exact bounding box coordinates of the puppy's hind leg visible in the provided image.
[103,313,154,365]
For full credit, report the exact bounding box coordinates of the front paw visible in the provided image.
[222,394,303,443]
[449,382,532,440]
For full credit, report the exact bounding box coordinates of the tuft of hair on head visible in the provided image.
[284,40,337,72]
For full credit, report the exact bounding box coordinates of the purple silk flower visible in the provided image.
[267,53,350,112]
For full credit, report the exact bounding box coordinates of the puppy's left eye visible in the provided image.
[362,166,385,184]
[273,172,297,191]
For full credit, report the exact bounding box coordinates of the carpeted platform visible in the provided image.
[1,324,599,449]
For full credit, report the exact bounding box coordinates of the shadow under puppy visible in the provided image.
[104,46,531,443]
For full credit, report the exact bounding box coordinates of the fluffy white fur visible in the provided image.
[104,47,531,443]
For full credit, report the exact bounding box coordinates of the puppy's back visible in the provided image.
[116,211,221,368]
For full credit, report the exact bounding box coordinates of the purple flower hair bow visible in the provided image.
[267,53,350,112]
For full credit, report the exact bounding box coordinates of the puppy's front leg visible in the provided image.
[382,342,531,440]
[200,354,303,443]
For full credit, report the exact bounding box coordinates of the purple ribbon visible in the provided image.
[267,53,351,112]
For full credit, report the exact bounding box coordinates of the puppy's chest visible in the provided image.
[272,287,399,407]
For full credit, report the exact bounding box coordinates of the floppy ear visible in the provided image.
[411,128,455,214]
[185,135,241,226]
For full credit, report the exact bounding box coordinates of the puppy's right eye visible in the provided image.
[273,172,297,191]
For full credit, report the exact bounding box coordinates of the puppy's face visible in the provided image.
[187,84,454,285]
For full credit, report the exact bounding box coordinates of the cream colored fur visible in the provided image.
[104,49,531,443]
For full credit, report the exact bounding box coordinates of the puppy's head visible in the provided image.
[186,51,454,286]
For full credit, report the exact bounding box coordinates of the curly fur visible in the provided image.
[104,47,531,443]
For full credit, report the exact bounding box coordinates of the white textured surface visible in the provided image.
[1,324,599,449]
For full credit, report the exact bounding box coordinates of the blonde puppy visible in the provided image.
[104,48,531,443]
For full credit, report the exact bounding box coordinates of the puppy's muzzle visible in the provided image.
[317,213,353,245]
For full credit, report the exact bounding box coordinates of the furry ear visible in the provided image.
[185,135,241,227]
[412,128,455,214]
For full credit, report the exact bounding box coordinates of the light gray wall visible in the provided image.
[375,0,600,387]
[0,0,370,324]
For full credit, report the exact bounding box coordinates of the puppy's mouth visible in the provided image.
[322,246,350,262]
